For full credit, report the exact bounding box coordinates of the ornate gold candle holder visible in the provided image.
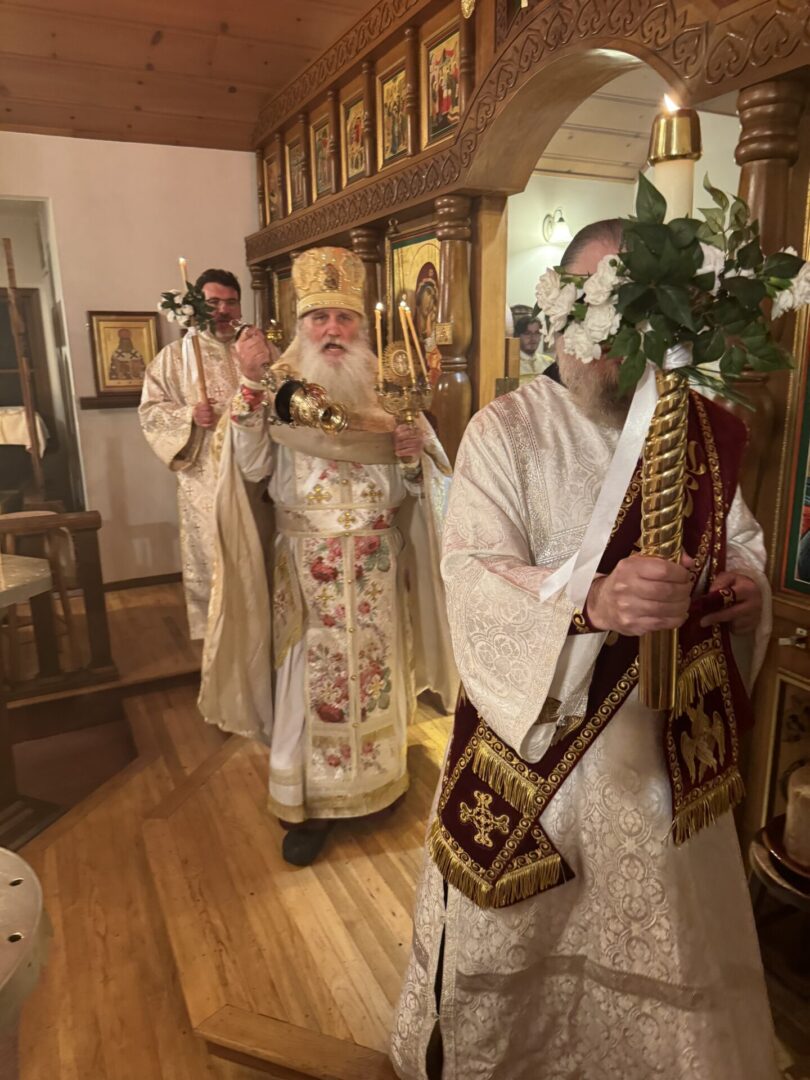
[638,366,690,711]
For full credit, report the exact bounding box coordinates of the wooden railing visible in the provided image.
[0,511,118,699]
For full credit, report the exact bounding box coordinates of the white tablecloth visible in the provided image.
[0,410,48,457]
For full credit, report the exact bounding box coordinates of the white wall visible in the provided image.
[0,132,256,582]
[507,111,742,309]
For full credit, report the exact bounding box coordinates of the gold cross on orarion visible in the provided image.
[338,510,358,530]
[306,484,332,505]
[459,791,510,848]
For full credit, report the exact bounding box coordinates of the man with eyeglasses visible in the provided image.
[140,268,254,640]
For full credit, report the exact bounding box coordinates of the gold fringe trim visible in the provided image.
[428,820,562,908]
[674,651,724,715]
[672,769,745,846]
[491,854,562,907]
[429,819,493,907]
[471,741,538,818]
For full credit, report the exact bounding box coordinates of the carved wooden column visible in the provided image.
[274,132,287,219]
[433,195,473,463]
[327,88,341,192]
[362,60,376,178]
[349,226,382,326]
[733,78,805,522]
[298,110,312,207]
[255,150,266,228]
[459,7,475,115]
[405,27,420,155]
[249,263,271,329]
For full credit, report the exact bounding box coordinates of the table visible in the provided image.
[0,556,60,849]
[749,830,810,983]
[0,848,48,1080]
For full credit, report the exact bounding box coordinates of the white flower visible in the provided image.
[544,282,578,332]
[699,243,725,294]
[725,266,755,279]
[582,254,622,306]
[563,322,600,363]
[157,301,165,313]
[535,268,563,309]
[583,302,621,343]
[791,261,810,308]
[782,246,798,257]
[181,304,194,316]
[166,310,176,322]
[771,288,795,319]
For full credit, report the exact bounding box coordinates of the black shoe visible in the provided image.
[281,823,333,866]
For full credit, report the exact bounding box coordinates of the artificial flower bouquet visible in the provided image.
[157,281,215,332]
[534,173,809,400]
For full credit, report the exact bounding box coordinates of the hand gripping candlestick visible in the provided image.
[639,98,702,711]
[375,300,433,465]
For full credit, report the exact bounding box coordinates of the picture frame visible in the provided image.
[273,269,298,350]
[87,311,159,406]
[377,62,408,168]
[386,225,440,347]
[310,116,334,199]
[422,23,461,147]
[342,93,366,185]
[766,673,810,819]
[781,306,810,595]
[263,152,283,223]
[285,137,308,214]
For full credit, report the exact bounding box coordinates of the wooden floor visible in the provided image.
[17,658,450,1080]
[143,718,449,1079]
[13,582,201,690]
[18,685,272,1080]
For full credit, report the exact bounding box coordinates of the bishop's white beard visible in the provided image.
[557,349,630,430]
[288,331,394,433]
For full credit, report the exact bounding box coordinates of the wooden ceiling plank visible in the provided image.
[0,55,266,124]
[3,0,373,44]
[0,97,252,150]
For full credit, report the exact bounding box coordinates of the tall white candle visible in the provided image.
[648,96,701,222]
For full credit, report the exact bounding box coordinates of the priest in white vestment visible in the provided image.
[140,268,254,639]
[391,222,779,1079]
[199,247,457,865]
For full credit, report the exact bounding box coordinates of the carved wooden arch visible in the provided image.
[246,0,810,263]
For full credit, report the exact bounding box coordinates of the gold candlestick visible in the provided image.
[401,303,429,382]
[375,302,385,389]
[648,95,701,222]
[398,299,418,384]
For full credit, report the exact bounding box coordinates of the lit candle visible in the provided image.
[648,95,701,221]
[375,302,385,388]
[399,299,418,385]
[178,256,189,297]
[401,303,429,382]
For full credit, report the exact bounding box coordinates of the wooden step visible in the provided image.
[143,718,451,1078]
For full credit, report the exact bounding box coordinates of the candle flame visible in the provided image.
[663,94,679,114]
[375,301,384,311]
[399,298,408,309]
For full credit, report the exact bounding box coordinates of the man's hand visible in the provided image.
[585,554,693,636]
[235,326,270,382]
[700,570,762,634]
[192,399,217,429]
[393,423,426,460]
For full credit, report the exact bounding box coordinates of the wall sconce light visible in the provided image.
[542,208,573,245]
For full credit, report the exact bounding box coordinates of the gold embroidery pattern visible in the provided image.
[610,469,641,537]
[337,509,358,530]
[684,439,708,519]
[680,699,726,783]
[459,791,511,847]
[306,483,332,505]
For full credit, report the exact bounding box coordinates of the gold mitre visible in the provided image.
[292,246,366,318]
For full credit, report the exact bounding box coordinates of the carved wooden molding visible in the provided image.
[247,0,810,263]
[254,0,434,145]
